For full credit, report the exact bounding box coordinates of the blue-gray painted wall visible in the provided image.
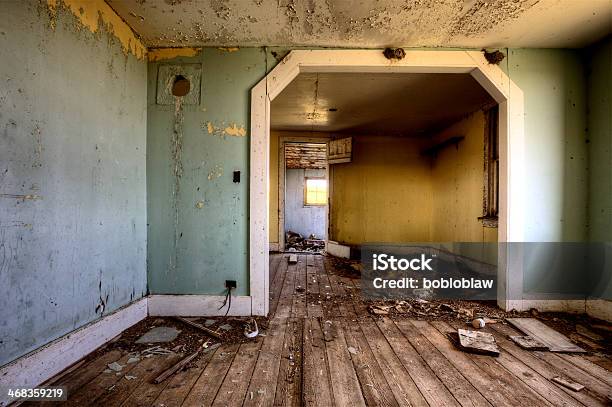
[0,1,147,366]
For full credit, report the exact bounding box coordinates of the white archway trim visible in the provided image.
[250,50,525,315]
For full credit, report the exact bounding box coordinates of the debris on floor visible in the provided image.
[154,349,201,383]
[509,335,549,351]
[453,329,500,356]
[135,326,181,344]
[285,231,325,253]
[506,318,586,353]
[244,318,259,338]
[552,377,585,392]
[174,316,222,340]
[107,362,123,372]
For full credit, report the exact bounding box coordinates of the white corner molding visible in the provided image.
[250,49,524,313]
[326,241,351,259]
[0,298,147,406]
[148,294,253,316]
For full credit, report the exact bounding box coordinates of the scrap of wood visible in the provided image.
[288,254,298,264]
[552,376,585,392]
[154,350,200,384]
[173,317,222,340]
[455,329,500,356]
[506,318,585,353]
[509,335,549,351]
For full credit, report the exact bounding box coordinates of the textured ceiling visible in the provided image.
[107,0,611,49]
[270,72,495,135]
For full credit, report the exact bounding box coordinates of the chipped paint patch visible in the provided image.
[195,200,205,209]
[148,47,202,62]
[224,123,247,137]
[46,0,146,59]
[203,121,247,138]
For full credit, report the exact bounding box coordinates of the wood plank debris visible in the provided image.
[509,335,549,351]
[552,376,585,392]
[506,318,585,353]
[453,329,500,356]
[173,316,222,340]
[154,350,200,384]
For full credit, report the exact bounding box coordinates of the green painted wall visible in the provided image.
[0,1,147,365]
[585,37,612,300]
[147,49,266,296]
[585,37,612,242]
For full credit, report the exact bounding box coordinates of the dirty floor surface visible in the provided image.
[31,254,612,406]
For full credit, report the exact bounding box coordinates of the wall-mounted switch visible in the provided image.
[225,280,237,289]
[233,171,240,183]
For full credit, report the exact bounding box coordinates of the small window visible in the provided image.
[304,178,327,206]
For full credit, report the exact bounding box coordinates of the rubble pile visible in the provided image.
[285,231,325,253]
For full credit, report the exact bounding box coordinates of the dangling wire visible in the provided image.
[218,286,233,317]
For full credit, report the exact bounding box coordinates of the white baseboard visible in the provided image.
[518,299,586,314]
[269,243,280,252]
[148,294,253,316]
[586,299,612,322]
[327,241,350,259]
[0,298,147,406]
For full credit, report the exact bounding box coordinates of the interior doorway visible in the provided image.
[282,142,328,253]
[250,50,525,316]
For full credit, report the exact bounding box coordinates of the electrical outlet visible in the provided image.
[225,280,237,289]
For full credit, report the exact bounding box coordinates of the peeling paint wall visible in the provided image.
[147,48,265,296]
[0,1,147,365]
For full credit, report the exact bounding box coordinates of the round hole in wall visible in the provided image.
[172,75,190,97]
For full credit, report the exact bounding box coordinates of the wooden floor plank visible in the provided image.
[360,319,428,406]
[270,256,290,317]
[213,339,263,406]
[61,353,142,407]
[94,354,170,407]
[274,317,304,406]
[492,322,612,402]
[152,347,218,407]
[244,317,289,406]
[410,319,517,407]
[341,319,400,407]
[559,354,612,386]
[394,319,492,407]
[302,317,335,407]
[324,321,367,407]
[435,321,556,407]
[182,343,240,407]
[377,317,461,406]
[488,323,608,406]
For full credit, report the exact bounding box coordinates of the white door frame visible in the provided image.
[250,50,525,316]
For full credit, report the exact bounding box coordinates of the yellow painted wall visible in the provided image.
[271,112,496,247]
[429,111,497,243]
[330,135,433,243]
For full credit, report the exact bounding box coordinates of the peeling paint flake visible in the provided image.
[224,123,247,137]
[45,0,147,59]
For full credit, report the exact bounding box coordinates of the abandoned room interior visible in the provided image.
[1,0,611,406]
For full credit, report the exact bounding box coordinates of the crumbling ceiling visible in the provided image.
[107,0,611,49]
[271,72,495,135]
